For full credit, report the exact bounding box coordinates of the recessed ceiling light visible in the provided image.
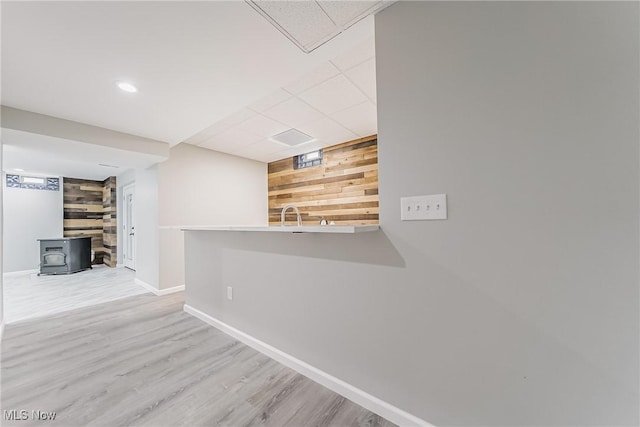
[270,129,315,146]
[116,81,138,93]
[13,168,25,172]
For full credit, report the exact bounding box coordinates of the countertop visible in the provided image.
[162,225,380,234]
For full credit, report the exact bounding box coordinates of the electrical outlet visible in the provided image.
[227,286,233,301]
[401,194,447,220]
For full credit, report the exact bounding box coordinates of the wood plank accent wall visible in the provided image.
[102,177,117,267]
[63,177,117,266]
[268,135,379,225]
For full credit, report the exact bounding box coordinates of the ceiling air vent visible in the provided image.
[270,129,315,147]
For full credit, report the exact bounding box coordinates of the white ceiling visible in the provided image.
[247,0,392,53]
[2,129,165,181]
[1,1,375,174]
[185,37,377,162]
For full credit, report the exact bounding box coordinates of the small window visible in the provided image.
[22,176,46,185]
[294,149,323,170]
[6,174,59,191]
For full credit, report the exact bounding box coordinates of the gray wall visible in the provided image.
[184,2,639,425]
[1,140,4,327]
[2,174,64,272]
[134,165,159,288]
[374,2,639,423]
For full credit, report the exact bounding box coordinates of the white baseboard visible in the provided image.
[134,278,159,295]
[156,285,185,295]
[183,304,431,427]
[3,269,39,277]
[134,278,184,296]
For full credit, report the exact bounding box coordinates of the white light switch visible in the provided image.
[401,194,447,220]
[227,286,233,300]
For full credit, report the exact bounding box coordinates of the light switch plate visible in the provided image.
[401,194,447,220]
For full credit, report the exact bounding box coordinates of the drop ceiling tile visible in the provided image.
[330,36,375,71]
[186,125,226,146]
[298,74,368,115]
[331,101,377,137]
[262,97,324,129]
[264,150,301,164]
[183,132,207,146]
[249,89,292,112]
[184,124,222,146]
[197,140,226,153]
[215,108,258,128]
[283,62,341,95]
[188,108,257,146]
[251,1,336,48]
[231,139,286,161]
[344,57,376,102]
[199,126,262,152]
[234,152,269,163]
[234,114,289,138]
[263,150,293,164]
[296,117,358,147]
[318,1,380,27]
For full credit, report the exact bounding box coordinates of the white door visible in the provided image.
[123,184,136,270]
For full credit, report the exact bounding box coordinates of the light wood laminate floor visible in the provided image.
[3,266,148,323]
[1,292,396,427]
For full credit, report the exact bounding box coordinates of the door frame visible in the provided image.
[122,183,136,270]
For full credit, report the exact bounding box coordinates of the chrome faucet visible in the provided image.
[281,205,302,226]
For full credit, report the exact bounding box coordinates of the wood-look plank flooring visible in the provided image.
[1,292,396,427]
[2,266,148,324]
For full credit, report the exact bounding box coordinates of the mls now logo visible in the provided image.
[4,409,57,421]
[4,410,28,421]
[32,410,57,420]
